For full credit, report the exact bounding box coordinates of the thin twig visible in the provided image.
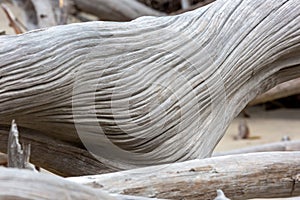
[1,3,23,34]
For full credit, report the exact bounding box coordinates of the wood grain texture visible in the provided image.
[68,152,300,200]
[0,125,114,176]
[1,0,300,169]
[249,77,300,105]
[0,167,165,200]
[0,167,116,200]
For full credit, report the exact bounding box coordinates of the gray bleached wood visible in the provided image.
[0,167,166,200]
[67,152,300,200]
[0,167,115,200]
[7,120,30,169]
[213,140,300,157]
[249,77,300,105]
[0,125,114,176]
[1,0,300,169]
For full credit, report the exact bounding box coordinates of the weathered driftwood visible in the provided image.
[1,0,300,169]
[214,190,230,200]
[249,77,300,105]
[1,3,23,33]
[72,0,164,21]
[0,168,166,200]
[68,152,300,200]
[0,125,114,176]
[7,120,36,171]
[213,140,300,157]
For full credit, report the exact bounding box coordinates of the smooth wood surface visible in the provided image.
[1,0,300,169]
[68,152,300,200]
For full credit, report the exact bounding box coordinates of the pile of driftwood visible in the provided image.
[1,121,300,199]
[0,0,300,199]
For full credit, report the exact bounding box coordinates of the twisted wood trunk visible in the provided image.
[1,0,300,169]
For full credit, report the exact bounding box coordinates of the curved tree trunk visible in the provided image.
[1,0,300,169]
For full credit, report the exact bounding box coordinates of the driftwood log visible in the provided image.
[68,152,300,200]
[0,124,114,176]
[213,140,300,156]
[0,167,166,200]
[249,77,300,105]
[1,0,300,169]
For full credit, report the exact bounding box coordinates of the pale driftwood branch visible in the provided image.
[1,3,23,33]
[213,140,300,157]
[249,77,300,105]
[72,0,164,21]
[0,125,114,176]
[68,152,300,200]
[11,0,38,30]
[7,120,29,168]
[1,0,300,170]
[0,167,115,200]
[0,167,165,200]
[214,190,230,200]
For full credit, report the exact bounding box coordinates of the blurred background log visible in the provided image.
[70,0,164,21]
[213,140,300,157]
[249,78,300,106]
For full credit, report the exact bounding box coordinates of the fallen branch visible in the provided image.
[249,77,300,105]
[0,168,164,200]
[1,3,23,33]
[213,140,300,157]
[67,152,300,200]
